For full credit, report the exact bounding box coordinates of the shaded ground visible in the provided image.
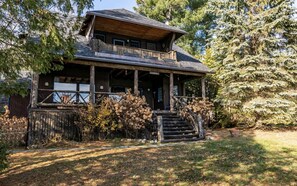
[1,130,297,186]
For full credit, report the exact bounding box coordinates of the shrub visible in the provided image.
[180,99,214,128]
[0,106,28,147]
[0,142,8,171]
[114,90,153,138]
[76,98,121,141]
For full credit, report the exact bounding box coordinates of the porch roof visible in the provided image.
[74,39,211,75]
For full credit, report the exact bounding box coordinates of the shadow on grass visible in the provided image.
[0,132,297,185]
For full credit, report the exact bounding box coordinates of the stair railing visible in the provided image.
[172,96,205,139]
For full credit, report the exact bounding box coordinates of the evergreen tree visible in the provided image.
[210,0,297,126]
[0,0,93,94]
[135,0,215,55]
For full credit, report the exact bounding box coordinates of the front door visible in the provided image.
[152,83,164,110]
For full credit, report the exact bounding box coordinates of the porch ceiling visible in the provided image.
[94,17,173,41]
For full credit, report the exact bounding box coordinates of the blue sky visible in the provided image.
[91,0,296,14]
[92,0,137,11]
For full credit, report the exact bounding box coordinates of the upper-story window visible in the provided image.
[93,31,105,42]
[147,42,156,50]
[113,39,125,46]
[130,40,140,48]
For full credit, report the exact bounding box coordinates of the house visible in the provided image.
[27,9,211,144]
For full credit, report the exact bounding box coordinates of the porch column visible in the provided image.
[31,72,39,108]
[134,70,139,95]
[90,65,95,105]
[170,73,174,112]
[201,77,206,99]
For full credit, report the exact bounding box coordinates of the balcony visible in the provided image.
[90,39,177,62]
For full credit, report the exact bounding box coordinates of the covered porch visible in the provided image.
[31,62,206,111]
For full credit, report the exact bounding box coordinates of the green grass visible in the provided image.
[0,130,297,185]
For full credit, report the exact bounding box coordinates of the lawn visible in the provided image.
[0,130,297,186]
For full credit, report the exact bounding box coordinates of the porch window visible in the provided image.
[53,77,90,104]
[174,85,179,96]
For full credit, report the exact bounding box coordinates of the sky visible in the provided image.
[92,0,137,11]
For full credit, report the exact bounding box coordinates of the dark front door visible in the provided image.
[152,82,164,110]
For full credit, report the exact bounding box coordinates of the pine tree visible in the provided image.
[210,0,297,126]
[135,0,215,55]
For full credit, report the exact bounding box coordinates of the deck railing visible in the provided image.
[90,39,177,61]
[37,89,122,107]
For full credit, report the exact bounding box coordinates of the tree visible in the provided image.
[135,0,215,55]
[0,0,93,95]
[210,0,297,126]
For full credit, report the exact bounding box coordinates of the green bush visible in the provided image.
[0,141,8,171]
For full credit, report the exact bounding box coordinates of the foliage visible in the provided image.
[179,98,214,128]
[76,98,121,141]
[210,0,297,126]
[0,79,29,97]
[0,106,28,147]
[135,0,215,55]
[0,142,8,172]
[114,90,153,138]
[0,0,93,95]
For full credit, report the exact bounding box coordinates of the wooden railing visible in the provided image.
[173,96,205,139]
[37,89,122,107]
[90,39,177,61]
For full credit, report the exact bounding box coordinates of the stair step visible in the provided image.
[164,133,199,139]
[163,127,193,130]
[163,121,186,124]
[161,138,202,143]
[163,130,196,134]
[163,124,191,127]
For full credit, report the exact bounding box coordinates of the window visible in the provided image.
[113,39,125,46]
[54,77,90,104]
[174,85,179,96]
[147,42,156,50]
[0,95,9,113]
[157,87,163,102]
[93,31,105,42]
[130,40,140,48]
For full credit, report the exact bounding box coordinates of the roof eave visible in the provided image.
[86,11,187,35]
[74,55,210,75]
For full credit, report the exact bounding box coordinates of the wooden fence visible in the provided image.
[28,109,80,146]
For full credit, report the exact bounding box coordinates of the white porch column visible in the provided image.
[90,65,95,105]
[170,73,174,112]
[134,70,139,95]
[201,77,206,99]
[31,72,39,108]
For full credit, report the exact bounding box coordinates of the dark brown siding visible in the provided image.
[9,94,30,117]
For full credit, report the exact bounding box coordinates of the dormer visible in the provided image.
[79,9,187,61]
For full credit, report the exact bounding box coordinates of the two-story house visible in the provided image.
[27,9,211,144]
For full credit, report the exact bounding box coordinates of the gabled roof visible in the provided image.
[86,9,187,35]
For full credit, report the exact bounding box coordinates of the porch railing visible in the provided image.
[173,96,205,139]
[90,39,177,61]
[37,89,122,107]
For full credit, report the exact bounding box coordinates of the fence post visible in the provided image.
[157,116,164,142]
[197,114,205,139]
[27,110,33,147]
